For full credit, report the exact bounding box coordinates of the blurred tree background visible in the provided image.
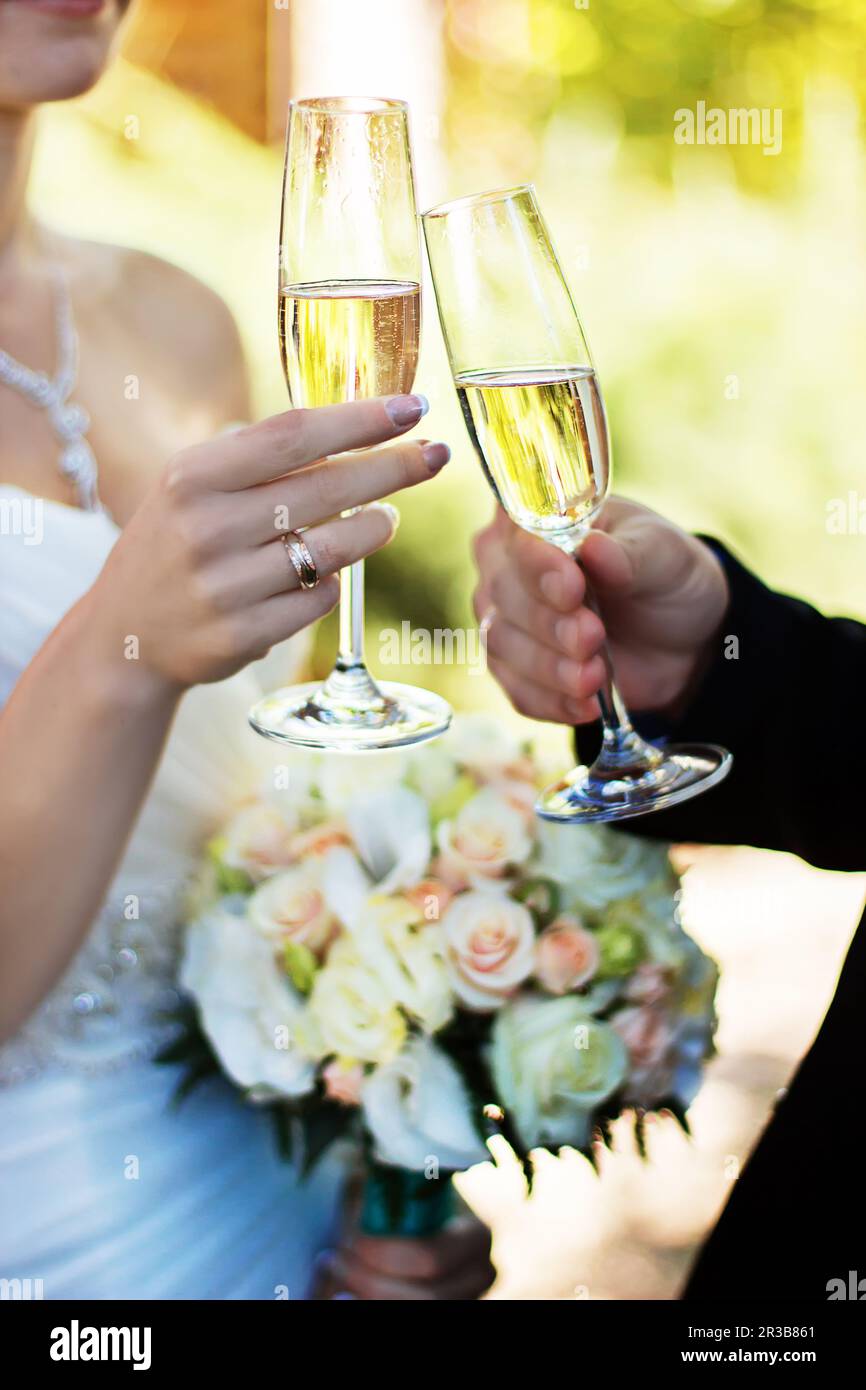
[31,0,866,711]
[27,0,866,1297]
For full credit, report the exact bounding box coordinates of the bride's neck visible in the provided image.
[0,108,39,287]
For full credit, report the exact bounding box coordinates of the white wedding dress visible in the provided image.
[0,486,346,1299]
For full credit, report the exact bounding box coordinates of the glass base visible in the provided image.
[249,672,452,752]
[535,742,732,824]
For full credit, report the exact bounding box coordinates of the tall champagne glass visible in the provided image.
[423,185,731,822]
[249,97,451,751]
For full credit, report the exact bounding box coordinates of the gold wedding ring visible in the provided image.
[282,529,319,590]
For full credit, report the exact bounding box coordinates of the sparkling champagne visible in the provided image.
[455,366,610,544]
[279,279,421,407]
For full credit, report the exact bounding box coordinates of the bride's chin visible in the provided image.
[0,0,125,108]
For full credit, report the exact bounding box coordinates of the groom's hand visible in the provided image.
[318,1212,495,1301]
[473,498,730,725]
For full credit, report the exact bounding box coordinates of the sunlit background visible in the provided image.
[30,0,866,1297]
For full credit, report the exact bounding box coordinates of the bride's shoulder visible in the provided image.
[63,234,250,422]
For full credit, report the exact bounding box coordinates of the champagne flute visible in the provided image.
[423,185,731,822]
[249,96,451,751]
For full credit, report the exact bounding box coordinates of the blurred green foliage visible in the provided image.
[446,0,865,192]
[29,1,866,738]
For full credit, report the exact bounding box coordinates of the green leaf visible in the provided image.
[271,1106,295,1162]
[297,1099,355,1178]
[513,876,561,927]
[168,1054,220,1108]
[205,836,254,895]
[216,863,255,895]
[283,939,317,994]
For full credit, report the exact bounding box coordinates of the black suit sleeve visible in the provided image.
[575,540,866,873]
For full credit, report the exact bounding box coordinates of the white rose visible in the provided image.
[365,899,454,1034]
[320,846,453,1034]
[490,995,629,1150]
[443,713,528,780]
[406,741,462,803]
[180,904,315,1098]
[441,889,536,1011]
[248,863,336,954]
[220,803,299,881]
[361,1035,489,1171]
[259,751,323,823]
[304,936,407,1065]
[339,892,455,1035]
[437,788,533,885]
[319,750,408,812]
[536,822,674,913]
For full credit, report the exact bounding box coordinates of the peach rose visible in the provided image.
[221,803,298,881]
[288,821,351,860]
[436,789,532,887]
[248,865,337,956]
[624,962,672,1008]
[535,916,600,995]
[441,890,536,1011]
[322,1060,364,1107]
[404,878,455,923]
[611,1004,677,1106]
[485,776,538,824]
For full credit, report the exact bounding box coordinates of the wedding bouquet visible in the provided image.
[171,715,718,1235]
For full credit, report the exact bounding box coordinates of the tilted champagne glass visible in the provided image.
[249,97,451,751]
[423,185,731,822]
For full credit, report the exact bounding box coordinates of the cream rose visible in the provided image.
[287,820,351,861]
[344,895,454,1035]
[535,916,600,995]
[441,890,536,1011]
[303,937,407,1065]
[220,803,299,881]
[437,789,533,886]
[490,995,629,1150]
[444,713,528,781]
[248,864,336,955]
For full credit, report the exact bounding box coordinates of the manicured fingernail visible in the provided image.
[421,441,451,474]
[385,393,429,427]
[555,615,580,650]
[540,572,566,606]
[373,501,400,531]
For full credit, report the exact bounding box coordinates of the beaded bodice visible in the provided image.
[0,487,304,1085]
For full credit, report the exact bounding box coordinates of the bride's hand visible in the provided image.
[318,1213,495,1301]
[473,497,729,724]
[91,394,448,692]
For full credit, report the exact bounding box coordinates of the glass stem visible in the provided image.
[337,555,366,672]
[577,559,664,781]
[318,523,388,719]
